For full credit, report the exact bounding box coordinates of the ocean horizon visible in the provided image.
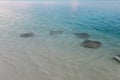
[0,1,120,80]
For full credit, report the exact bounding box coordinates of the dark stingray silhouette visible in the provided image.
[20,32,34,38]
[81,40,101,48]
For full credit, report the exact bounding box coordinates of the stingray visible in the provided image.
[81,40,101,48]
[20,32,34,38]
[49,30,63,35]
[74,33,90,39]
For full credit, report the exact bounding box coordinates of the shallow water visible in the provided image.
[0,1,120,80]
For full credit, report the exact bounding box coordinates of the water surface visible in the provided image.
[0,1,120,80]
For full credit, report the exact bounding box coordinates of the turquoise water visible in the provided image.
[0,1,120,80]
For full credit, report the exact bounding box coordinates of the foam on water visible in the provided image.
[0,1,120,80]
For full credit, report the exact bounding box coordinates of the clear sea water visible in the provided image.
[0,1,120,80]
